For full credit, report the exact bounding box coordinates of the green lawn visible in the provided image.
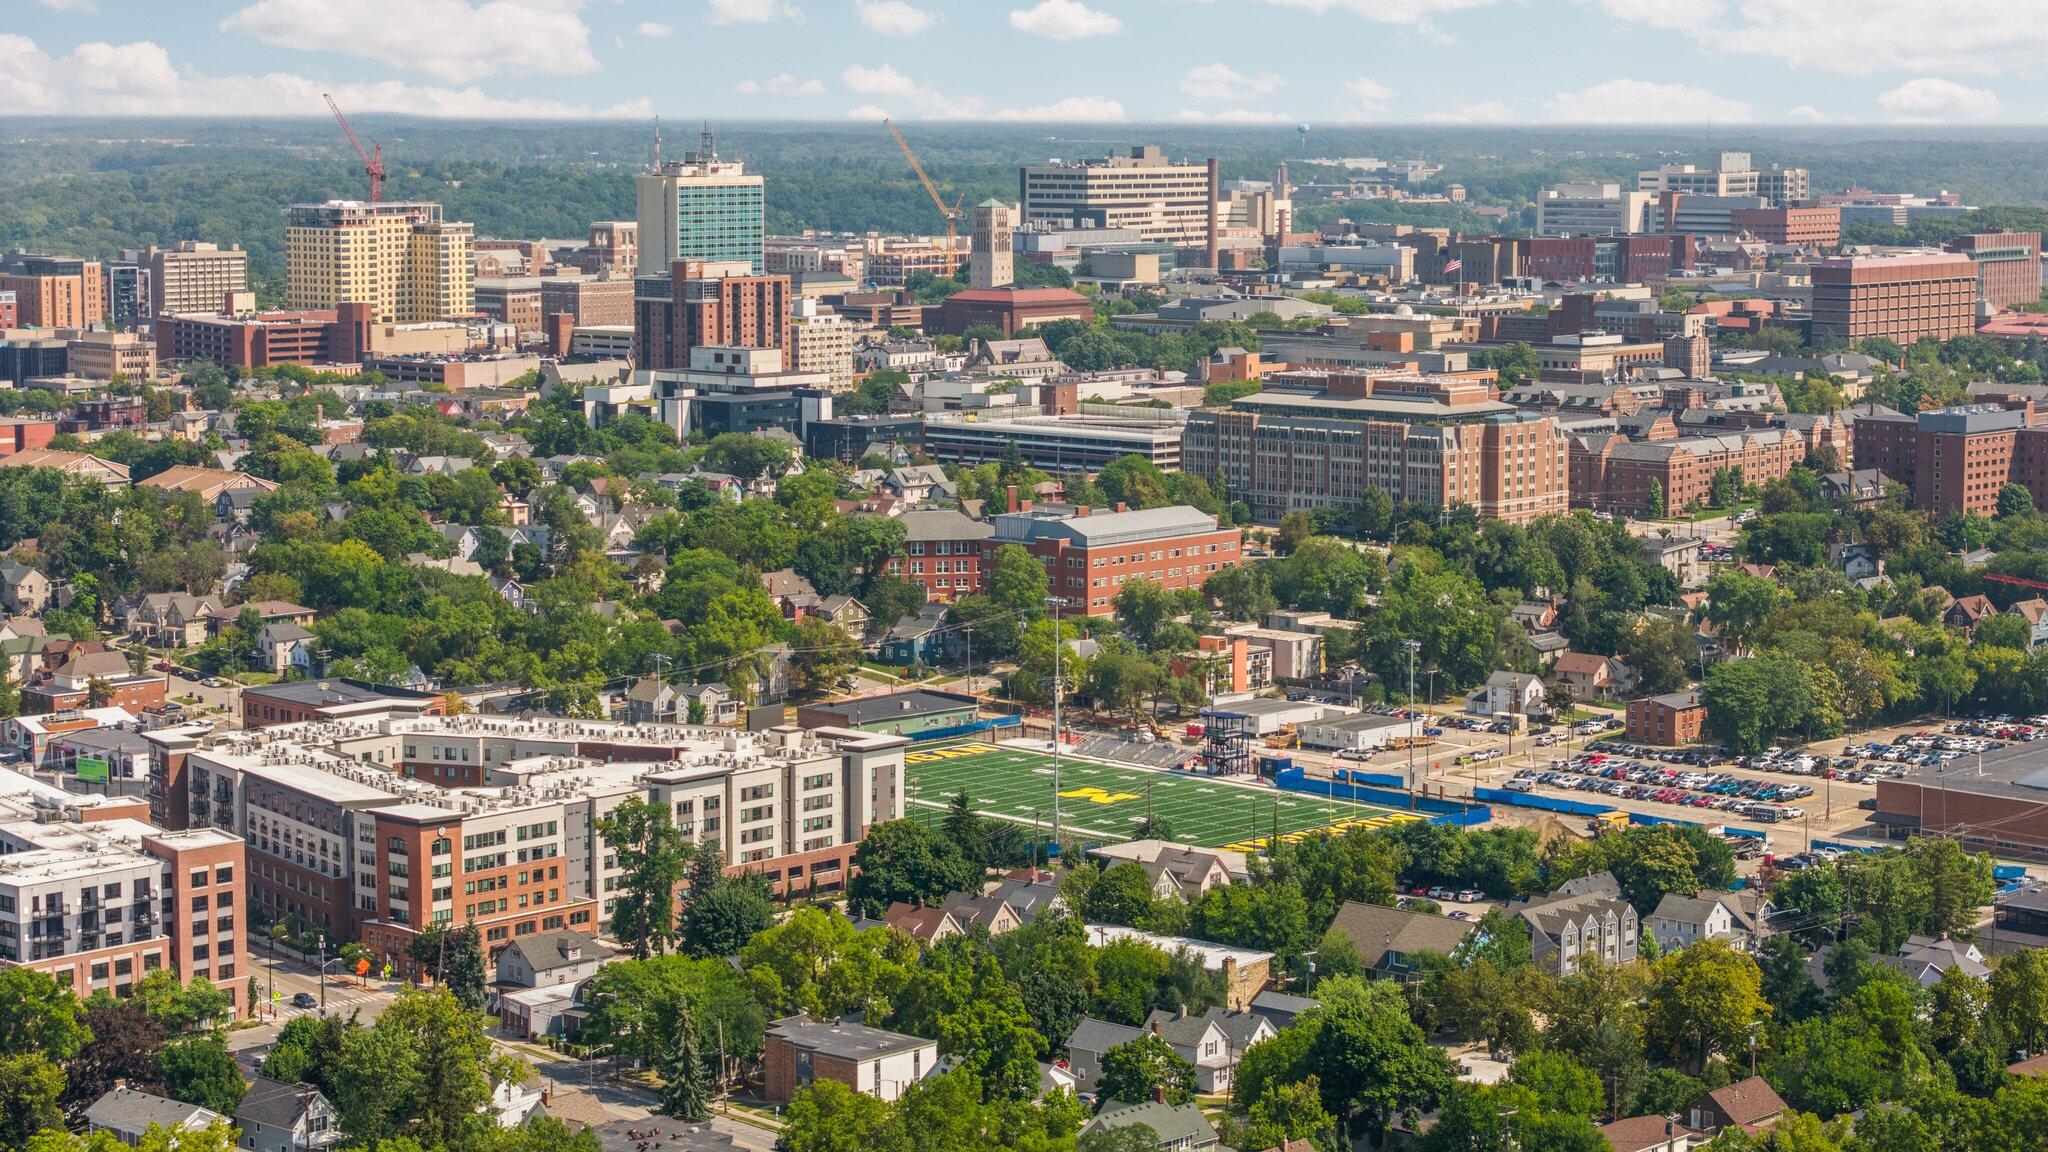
[902,741,1424,852]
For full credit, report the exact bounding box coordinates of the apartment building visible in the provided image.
[64,330,156,381]
[285,201,475,323]
[1811,253,1977,345]
[158,713,906,970]
[1182,372,1570,524]
[634,133,765,277]
[1,253,105,329]
[1569,428,1806,516]
[991,501,1242,616]
[474,278,545,340]
[144,243,249,318]
[1021,147,1218,251]
[1850,403,2048,516]
[634,260,792,372]
[539,276,633,329]
[1730,207,1842,248]
[789,299,857,389]
[0,773,247,1016]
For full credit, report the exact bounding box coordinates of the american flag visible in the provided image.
[1441,257,1463,274]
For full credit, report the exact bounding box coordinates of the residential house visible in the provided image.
[0,447,132,487]
[1065,1006,1273,1095]
[139,465,277,502]
[879,604,949,667]
[1510,600,1560,635]
[86,1086,225,1147]
[494,930,613,1040]
[881,902,963,944]
[1832,542,1883,582]
[1137,846,1237,901]
[234,1078,342,1152]
[677,683,741,725]
[128,592,224,648]
[1819,469,1888,506]
[0,561,52,614]
[492,576,529,612]
[2009,599,2048,650]
[1079,1100,1222,1152]
[885,465,955,506]
[1248,990,1317,1032]
[1625,692,1706,747]
[981,872,1068,922]
[814,595,870,637]
[1082,925,1273,1011]
[1599,1116,1703,1152]
[1552,653,1627,702]
[1641,536,1703,586]
[1325,901,1477,983]
[1686,1077,1785,1136]
[935,890,1025,937]
[1516,875,1640,975]
[762,569,823,620]
[255,622,317,675]
[1467,671,1546,718]
[1946,594,1998,635]
[1884,935,1989,986]
[761,1013,939,1105]
[1646,891,1749,953]
[621,675,682,724]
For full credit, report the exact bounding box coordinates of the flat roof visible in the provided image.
[803,690,979,727]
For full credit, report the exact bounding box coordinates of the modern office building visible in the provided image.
[1729,207,1842,247]
[1181,372,1570,524]
[143,243,249,319]
[1810,253,1978,345]
[64,329,157,380]
[1944,231,2043,312]
[1021,146,1219,253]
[157,712,906,968]
[106,262,151,329]
[1,253,106,329]
[989,499,1243,615]
[634,131,765,277]
[1527,236,1676,283]
[922,410,1186,472]
[1535,183,1652,237]
[285,201,475,323]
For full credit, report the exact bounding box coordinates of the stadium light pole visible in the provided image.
[1048,595,1065,854]
[1403,640,1422,807]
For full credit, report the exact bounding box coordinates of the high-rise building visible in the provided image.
[1945,231,2043,312]
[1758,165,1811,208]
[1535,183,1652,237]
[1638,152,1760,197]
[970,200,1015,290]
[0,253,106,328]
[106,261,151,328]
[573,222,638,275]
[144,242,249,318]
[634,259,791,371]
[1181,372,1570,523]
[286,201,474,323]
[634,130,765,278]
[1811,253,1977,345]
[789,298,857,389]
[539,275,633,328]
[1020,146,1218,250]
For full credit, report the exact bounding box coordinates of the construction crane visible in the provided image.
[1984,572,2048,593]
[324,93,386,203]
[883,118,964,252]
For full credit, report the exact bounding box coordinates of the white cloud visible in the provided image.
[0,33,649,118]
[856,0,935,36]
[1878,78,2001,122]
[220,0,598,84]
[736,73,826,96]
[1541,78,1753,123]
[1008,0,1123,40]
[1419,100,1515,123]
[1180,63,1283,103]
[1340,76,1395,118]
[840,63,985,117]
[1602,0,2048,75]
[995,95,1125,121]
[1174,107,1295,124]
[35,0,100,12]
[707,0,803,24]
[636,21,673,36]
[1257,0,1504,28]
[1786,104,1835,122]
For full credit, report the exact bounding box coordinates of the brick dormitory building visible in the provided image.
[144,711,907,974]
[1850,396,2048,516]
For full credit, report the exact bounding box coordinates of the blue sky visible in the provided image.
[5,0,2043,124]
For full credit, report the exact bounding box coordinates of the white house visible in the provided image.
[1467,671,1546,717]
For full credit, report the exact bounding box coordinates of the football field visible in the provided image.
[901,740,1426,852]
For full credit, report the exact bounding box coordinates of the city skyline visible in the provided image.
[7,0,2048,126]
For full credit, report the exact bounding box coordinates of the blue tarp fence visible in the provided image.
[1471,786,1614,818]
[1275,768,1490,825]
[909,714,1024,744]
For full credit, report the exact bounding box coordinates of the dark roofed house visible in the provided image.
[761,1013,939,1105]
[235,1077,342,1152]
[1687,1077,1785,1135]
[1325,900,1476,982]
[87,1086,225,1146]
[1518,874,1639,975]
[1249,989,1317,1031]
[1600,1115,1701,1152]
[494,929,610,989]
[881,901,962,944]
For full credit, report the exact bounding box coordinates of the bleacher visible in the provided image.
[1069,733,1198,770]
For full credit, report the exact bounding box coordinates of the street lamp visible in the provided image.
[1047,595,1065,854]
[1403,640,1422,801]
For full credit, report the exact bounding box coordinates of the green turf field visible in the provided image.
[902,740,1425,851]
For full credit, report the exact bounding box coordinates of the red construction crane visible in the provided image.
[323,93,386,202]
[1984,572,2048,593]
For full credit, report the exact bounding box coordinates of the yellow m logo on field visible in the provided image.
[1059,786,1141,805]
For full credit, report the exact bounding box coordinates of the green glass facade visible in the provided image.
[676,184,765,273]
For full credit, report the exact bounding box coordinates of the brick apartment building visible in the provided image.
[883,509,996,602]
[1811,253,1978,345]
[157,712,907,972]
[1527,236,1676,283]
[0,417,58,457]
[1182,371,1571,524]
[0,253,105,328]
[0,777,248,1018]
[990,497,1243,616]
[1945,231,2043,312]
[1626,692,1706,746]
[634,259,792,371]
[1850,402,2048,516]
[1729,206,1842,247]
[0,289,17,329]
[540,276,633,328]
[1569,427,1807,516]
[156,303,376,370]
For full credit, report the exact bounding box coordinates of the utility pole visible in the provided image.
[1048,595,1065,852]
[1403,640,1422,806]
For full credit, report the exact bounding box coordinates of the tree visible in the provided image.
[409,924,487,1010]
[64,1002,168,1116]
[333,987,517,1148]
[986,543,1050,620]
[0,968,89,1060]
[1228,1078,1336,1152]
[1307,982,1456,1137]
[1645,939,1767,1074]
[658,1010,713,1121]
[780,1079,889,1152]
[0,1053,66,1151]
[845,819,981,919]
[1646,480,1666,520]
[156,1036,247,1115]
[1092,939,1173,1026]
[789,618,861,699]
[682,869,775,959]
[597,797,692,958]
[258,1013,352,1100]
[1082,862,1178,931]
[1990,946,2048,1059]
[577,954,765,1072]
[1998,483,2036,518]
[1507,1051,1605,1118]
[1095,1034,1197,1109]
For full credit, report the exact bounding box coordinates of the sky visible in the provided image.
[4,0,2047,125]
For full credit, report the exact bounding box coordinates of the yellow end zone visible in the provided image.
[1224,810,1426,853]
[1058,785,1141,804]
[904,742,1002,764]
